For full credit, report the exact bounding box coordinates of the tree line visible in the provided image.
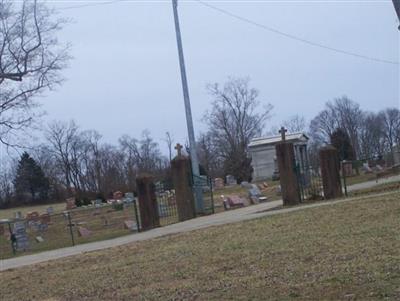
[2,76,399,208]
[1,2,398,208]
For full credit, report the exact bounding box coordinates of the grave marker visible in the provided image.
[78,226,91,237]
[13,222,29,251]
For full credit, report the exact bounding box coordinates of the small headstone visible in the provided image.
[35,236,44,243]
[37,223,48,232]
[78,226,91,237]
[341,161,353,177]
[113,191,124,200]
[214,178,224,190]
[46,207,54,215]
[226,195,245,208]
[248,184,262,197]
[15,211,23,219]
[124,192,134,203]
[240,181,252,189]
[362,163,372,173]
[13,222,29,251]
[226,175,237,186]
[66,198,76,210]
[124,220,138,231]
[375,164,384,171]
[26,212,40,222]
[40,213,50,224]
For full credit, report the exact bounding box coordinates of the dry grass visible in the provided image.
[0,202,66,220]
[1,191,399,301]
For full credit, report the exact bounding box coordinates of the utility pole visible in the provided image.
[393,0,400,30]
[172,0,204,213]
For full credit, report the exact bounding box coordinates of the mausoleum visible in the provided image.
[249,132,310,181]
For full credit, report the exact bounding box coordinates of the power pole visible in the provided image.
[393,0,400,30]
[172,0,204,213]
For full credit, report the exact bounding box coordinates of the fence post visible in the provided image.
[209,177,215,214]
[67,212,75,246]
[341,161,348,197]
[133,198,141,232]
[7,222,16,255]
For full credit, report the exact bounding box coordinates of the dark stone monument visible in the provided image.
[276,127,301,206]
[320,145,343,199]
[136,174,160,230]
[171,143,196,222]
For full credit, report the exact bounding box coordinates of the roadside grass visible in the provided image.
[1,191,399,301]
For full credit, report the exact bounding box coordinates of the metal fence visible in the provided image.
[295,163,324,202]
[0,201,140,260]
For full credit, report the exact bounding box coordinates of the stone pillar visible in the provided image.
[276,142,301,206]
[171,155,196,221]
[319,145,343,200]
[136,175,160,230]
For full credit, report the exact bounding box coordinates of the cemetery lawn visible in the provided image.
[0,202,66,220]
[1,192,399,301]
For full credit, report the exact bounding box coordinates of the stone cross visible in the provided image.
[175,143,183,157]
[279,127,287,141]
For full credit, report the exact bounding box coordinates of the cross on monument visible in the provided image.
[175,143,183,157]
[279,126,287,142]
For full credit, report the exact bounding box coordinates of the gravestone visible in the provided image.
[362,163,372,173]
[223,195,245,209]
[240,181,252,189]
[226,175,236,186]
[40,213,50,225]
[13,222,29,251]
[171,145,196,222]
[35,236,44,243]
[320,145,343,199]
[276,141,301,205]
[113,191,124,200]
[46,207,54,215]
[66,198,76,210]
[15,212,22,219]
[124,220,138,231]
[341,161,353,177]
[136,174,160,230]
[78,226,91,237]
[214,178,224,190]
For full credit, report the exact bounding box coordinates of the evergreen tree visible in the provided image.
[13,152,49,204]
[330,128,356,161]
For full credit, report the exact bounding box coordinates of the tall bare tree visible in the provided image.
[0,0,69,146]
[203,77,273,182]
[310,96,362,157]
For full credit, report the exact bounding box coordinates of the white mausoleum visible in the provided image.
[248,133,309,181]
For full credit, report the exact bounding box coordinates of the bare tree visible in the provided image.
[0,0,70,146]
[203,77,273,182]
[119,130,164,174]
[379,107,400,157]
[359,112,385,160]
[310,96,363,157]
[283,115,307,133]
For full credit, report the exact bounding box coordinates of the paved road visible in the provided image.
[1,188,398,272]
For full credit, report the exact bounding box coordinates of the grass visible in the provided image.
[0,202,66,220]
[0,203,141,260]
[1,191,399,300]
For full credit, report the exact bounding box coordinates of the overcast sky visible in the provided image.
[41,0,399,149]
